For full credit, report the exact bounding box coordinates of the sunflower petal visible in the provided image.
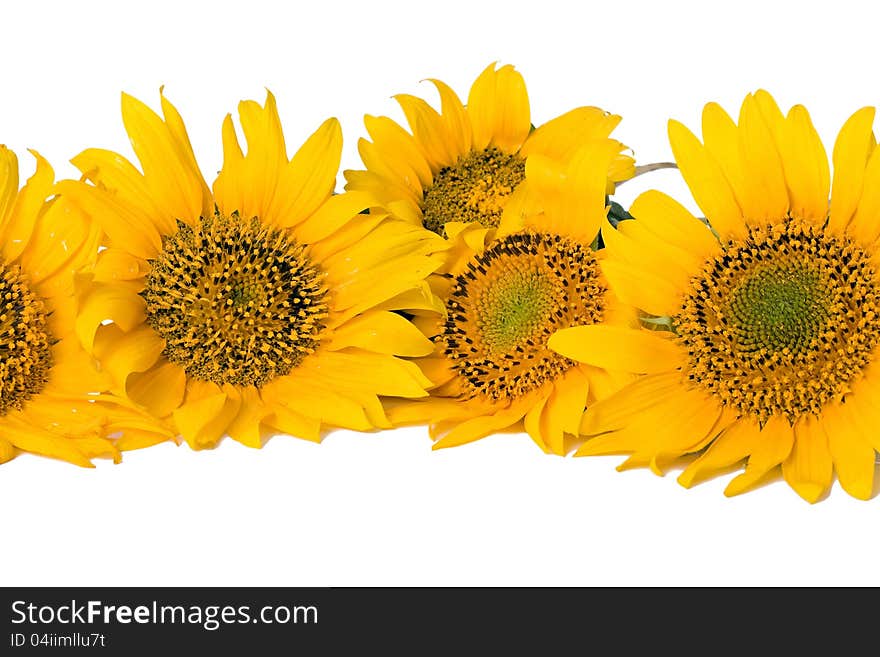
[821,400,875,500]
[782,415,833,503]
[780,105,830,224]
[1,150,53,262]
[467,63,530,153]
[828,106,875,234]
[668,119,745,241]
[724,416,794,497]
[549,325,684,374]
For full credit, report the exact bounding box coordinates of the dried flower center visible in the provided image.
[676,219,880,424]
[441,232,605,401]
[143,213,328,388]
[0,259,53,415]
[421,147,526,235]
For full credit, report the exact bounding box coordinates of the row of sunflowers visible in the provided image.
[2,64,878,503]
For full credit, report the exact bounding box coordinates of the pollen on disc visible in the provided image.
[441,231,605,401]
[142,213,329,388]
[0,259,53,415]
[421,147,526,235]
[676,219,880,423]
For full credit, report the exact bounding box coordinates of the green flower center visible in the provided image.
[0,259,53,415]
[442,232,605,401]
[142,213,328,388]
[676,220,880,423]
[421,147,525,236]
[478,269,556,354]
[729,262,829,354]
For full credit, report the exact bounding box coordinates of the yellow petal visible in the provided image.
[554,139,624,242]
[849,143,880,245]
[467,63,530,153]
[266,405,322,443]
[521,392,550,454]
[366,112,434,186]
[0,437,15,464]
[782,415,833,503]
[425,78,472,156]
[598,257,683,317]
[121,92,205,228]
[159,89,213,218]
[55,180,162,259]
[173,386,241,450]
[215,92,288,222]
[91,248,149,282]
[113,427,175,451]
[393,94,456,172]
[17,195,95,285]
[668,119,746,242]
[4,418,95,468]
[0,150,53,262]
[126,361,187,418]
[75,282,146,353]
[821,400,875,500]
[628,190,720,261]
[828,107,875,234]
[327,310,434,357]
[294,191,372,244]
[779,105,830,224]
[701,102,747,210]
[736,94,789,223]
[846,371,880,453]
[433,403,527,449]
[266,377,373,432]
[724,415,794,497]
[0,146,19,228]
[550,324,684,374]
[303,350,430,398]
[72,147,162,220]
[226,386,269,448]
[521,106,623,163]
[575,387,721,473]
[751,89,785,146]
[94,325,165,388]
[540,368,589,455]
[678,418,762,488]
[269,117,343,228]
[603,217,695,290]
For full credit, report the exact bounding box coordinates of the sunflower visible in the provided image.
[344,62,634,237]
[0,146,156,466]
[60,91,445,450]
[550,91,880,502]
[390,139,638,454]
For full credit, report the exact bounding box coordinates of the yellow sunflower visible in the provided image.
[390,139,638,454]
[550,91,880,502]
[344,62,634,237]
[0,146,153,466]
[60,91,445,450]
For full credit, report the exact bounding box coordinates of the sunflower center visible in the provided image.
[143,213,328,388]
[0,259,53,415]
[676,220,880,423]
[421,147,526,235]
[441,232,605,401]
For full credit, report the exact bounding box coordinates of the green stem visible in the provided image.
[617,161,678,186]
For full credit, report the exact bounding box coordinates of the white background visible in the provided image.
[2,0,878,587]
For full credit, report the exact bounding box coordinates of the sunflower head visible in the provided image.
[62,90,445,451]
[390,138,638,454]
[142,212,329,388]
[0,146,171,466]
[556,91,880,502]
[344,62,634,238]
